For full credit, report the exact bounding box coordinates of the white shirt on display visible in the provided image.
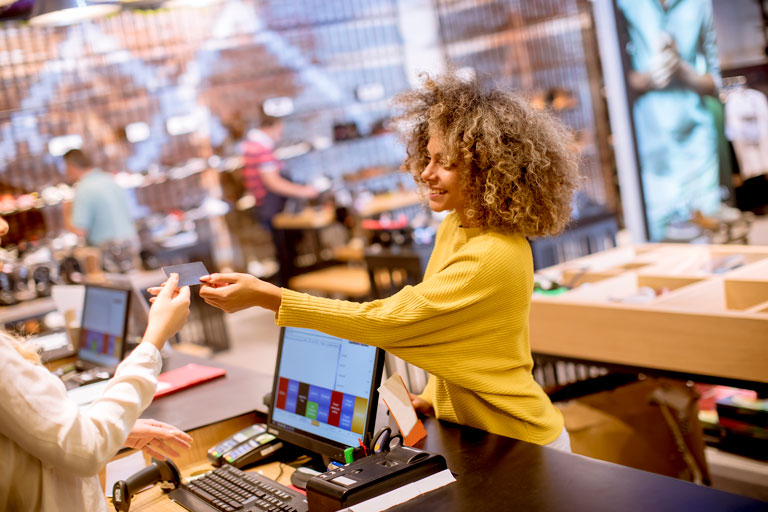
[725,88,768,180]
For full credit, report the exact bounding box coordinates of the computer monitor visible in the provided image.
[77,284,131,370]
[267,327,385,463]
[104,272,155,342]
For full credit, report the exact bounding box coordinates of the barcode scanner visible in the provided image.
[369,426,403,454]
[112,458,181,511]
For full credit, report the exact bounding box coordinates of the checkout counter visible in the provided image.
[107,349,767,512]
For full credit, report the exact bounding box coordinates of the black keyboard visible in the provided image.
[167,465,308,512]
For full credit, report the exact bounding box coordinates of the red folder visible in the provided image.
[153,364,226,399]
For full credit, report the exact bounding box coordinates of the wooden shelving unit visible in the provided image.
[435,0,618,210]
[530,244,768,390]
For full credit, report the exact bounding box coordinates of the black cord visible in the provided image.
[273,455,310,484]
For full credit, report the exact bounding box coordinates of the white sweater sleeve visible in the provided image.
[0,340,161,477]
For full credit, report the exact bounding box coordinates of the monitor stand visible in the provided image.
[272,443,332,471]
[265,442,335,490]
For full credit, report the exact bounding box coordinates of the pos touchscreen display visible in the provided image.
[267,327,385,461]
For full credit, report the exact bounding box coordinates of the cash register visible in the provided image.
[118,327,386,512]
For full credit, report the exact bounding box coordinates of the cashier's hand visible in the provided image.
[199,272,282,314]
[124,419,193,461]
[409,393,434,417]
[143,274,191,349]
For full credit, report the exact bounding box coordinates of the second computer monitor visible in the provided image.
[267,327,385,462]
[78,284,131,370]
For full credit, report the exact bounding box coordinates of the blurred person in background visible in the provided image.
[242,111,318,230]
[63,148,140,272]
[0,212,193,511]
[617,0,722,241]
[241,111,319,285]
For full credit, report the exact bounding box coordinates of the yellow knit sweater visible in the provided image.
[277,212,563,445]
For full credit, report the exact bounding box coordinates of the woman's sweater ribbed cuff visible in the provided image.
[277,288,312,327]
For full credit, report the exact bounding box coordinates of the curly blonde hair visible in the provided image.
[3,331,40,364]
[394,73,581,237]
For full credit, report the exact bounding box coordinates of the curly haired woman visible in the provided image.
[189,73,581,448]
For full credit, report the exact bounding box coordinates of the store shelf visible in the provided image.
[0,296,56,326]
[444,12,590,58]
[357,189,421,218]
[436,0,617,209]
[272,206,336,230]
[530,244,768,389]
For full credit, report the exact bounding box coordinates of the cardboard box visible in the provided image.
[557,378,710,484]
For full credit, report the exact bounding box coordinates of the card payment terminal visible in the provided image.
[207,423,284,469]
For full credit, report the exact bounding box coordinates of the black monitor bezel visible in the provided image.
[104,272,156,339]
[266,326,385,463]
[77,283,132,370]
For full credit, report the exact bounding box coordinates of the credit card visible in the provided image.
[161,261,210,287]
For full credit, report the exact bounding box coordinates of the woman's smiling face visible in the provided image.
[420,133,468,221]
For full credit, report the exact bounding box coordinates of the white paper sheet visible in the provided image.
[377,373,418,436]
[105,451,147,497]
[340,469,456,512]
[51,284,84,328]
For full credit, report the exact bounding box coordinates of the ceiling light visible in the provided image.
[263,97,294,117]
[29,0,120,27]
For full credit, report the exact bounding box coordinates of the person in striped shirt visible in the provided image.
[241,112,318,229]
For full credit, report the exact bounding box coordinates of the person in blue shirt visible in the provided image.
[617,0,722,241]
[63,149,139,271]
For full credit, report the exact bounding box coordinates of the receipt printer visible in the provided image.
[306,446,447,512]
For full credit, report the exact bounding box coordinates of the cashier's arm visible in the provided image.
[150,273,281,314]
[199,273,281,313]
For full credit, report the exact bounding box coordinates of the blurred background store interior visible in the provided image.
[1,0,767,502]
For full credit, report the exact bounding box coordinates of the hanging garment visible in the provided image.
[725,88,768,180]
